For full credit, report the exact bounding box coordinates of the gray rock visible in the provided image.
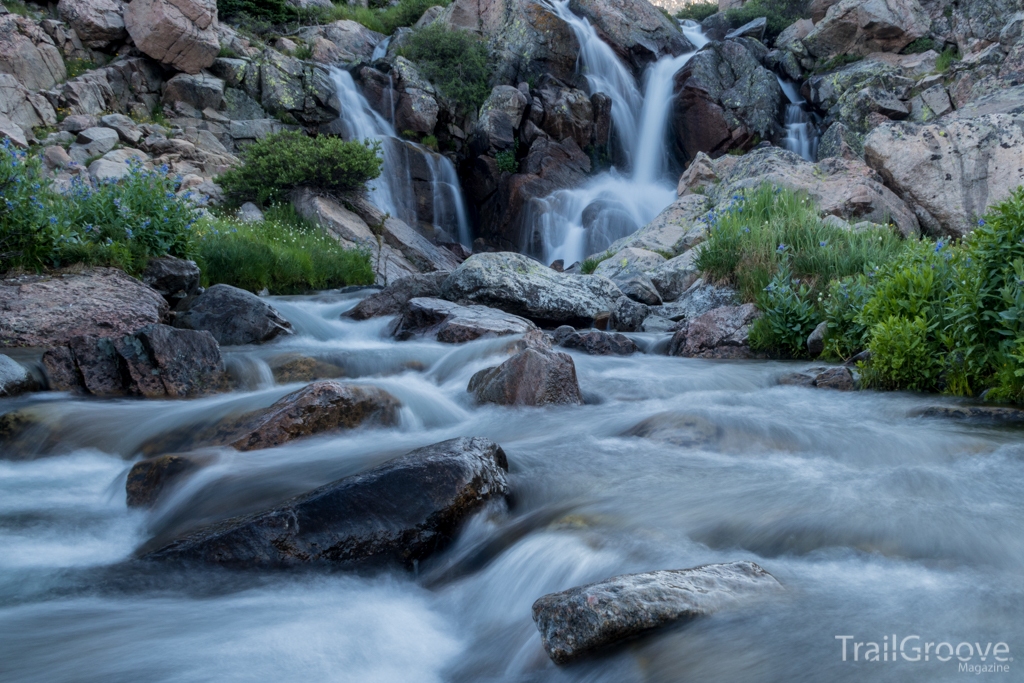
[0,73,55,132]
[725,17,766,41]
[100,113,143,144]
[609,296,649,332]
[616,275,662,306]
[532,561,782,664]
[440,252,621,328]
[142,256,201,308]
[143,437,509,568]
[568,0,694,70]
[174,284,293,346]
[816,121,863,161]
[0,14,66,92]
[803,0,931,58]
[345,273,448,320]
[237,202,264,223]
[909,84,952,122]
[669,303,760,359]
[647,250,699,303]
[469,345,583,406]
[56,0,126,49]
[592,247,666,280]
[0,354,35,397]
[69,126,119,163]
[779,365,856,390]
[807,321,828,357]
[908,404,1024,424]
[162,72,225,111]
[641,315,674,333]
[124,0,219,75]
[395,297,537,343]
[0,114,26,148]
[556,328,637,355]
[658,279,739,322]
[605,194,712,257]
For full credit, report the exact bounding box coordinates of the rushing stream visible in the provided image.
[1,289,1022,682]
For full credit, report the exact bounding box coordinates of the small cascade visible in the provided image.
[526,4,709,265]
[370,35,391,61]
[777,77,819,162]
[328,67,472,246]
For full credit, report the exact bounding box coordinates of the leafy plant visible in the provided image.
[935,46,960,73]
[495,141,519,173]
[323,0,448,36]
[749,265,821,357]
[725,0,810,43]
[675,1,719,22]
[217,131,383,206]
[860,315,939,391]
[401,23,492,114]
[581,251,612,275]
[902,37,936,54]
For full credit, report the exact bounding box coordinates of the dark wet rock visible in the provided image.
[532,561,782,664]
[469,343,583,406]
[141,256,201,309]
[142,437,509,568]
[126,453,210,508]
[778,366,856,391]
[0,406,59,459]
[807,321,828,357]
[396,297,537,343]
[669,304,760,359]
[555,327,637,355]
[616,276,662,306]
[908,405,1024,425]
[174,284,293,346]
[440,252,620,328]
[0,354,35,397]
[345,273,448,320]
[803,0,931,59]
[609,296,649,333]
[0,268,168,348]
[568,0,694,70]
[624,411,720,447]
[268,355,345,384]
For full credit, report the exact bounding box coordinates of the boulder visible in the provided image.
[47,57,163,119]
[568,0,694,69]
[624,411,720,447]
[816,121,863,160]
[591,247,666,280]
[396,297,537,343]
[725,17,766,41]
[0,354,35,396]
[124,0,219,74]
[268,355,345,383]
[141,256,201,309]
[864,111,1024,237]
[469,345,583,406]
[609,296,649,332]
[243,48,338,126]
[68,126,120,164]
[554,327,637,355]
[657,279,738,322]
[951,0,1017,54]
[532,561,782,664]
[778,365,856,390]
[389,56,438,135]
[669,303,760,358]
[296,20,384,64]
[440,252,621,328]
[648,250,699,302]
[237,202,264,223]
[807,321,828,356]
[678,147,920,237]
[0,14,66,91]
[908,404,1024,424]
[604,194,712,256]
[57,0,126,49]
[803,58,914,135]
[672,39,784,162]
[173,284,293,346]
[100,113,143,145]
[533,85,593,151]
[475,85,529,153]
[0,268,168,348]
[908,84,952,122]
[126,453,207,508]
[142,437,509,568]
[0,73,55,132]
[0,114,26,147]
[803,0,931,58]
[616,276,662,306]
[162,72,225,111]
[345,273,447,320]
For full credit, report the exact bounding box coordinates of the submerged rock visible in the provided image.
[395,297,537,343]
[778,366,856,391]
[344,273,448,320]
[532,561,782,664]
[908,405,1024,424]
[174,284,293,346]
[267,355,345,384]
[554,327,637,356]
[142,437,509,568]
[624,411,721,447]
[126,453,209,508]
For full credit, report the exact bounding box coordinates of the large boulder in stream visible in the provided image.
[532,561,782,664]
[0,268,168,348]
[141,437,509,569]
[553,326,637,355]
[396,297,538,343]
[669,303,761,359]
[469,334,583,406]
[174,284,293,346]
[440,252,621,328]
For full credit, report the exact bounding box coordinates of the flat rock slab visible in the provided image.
[142,437,509,569]
[532,561,782,664]
[0,268,168,348]
[397,297,537,343]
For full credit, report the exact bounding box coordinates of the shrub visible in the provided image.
[860,315,939,390]
[748,266,820,357]
[0,141,199,274]
[902,37,936,54]
[217,0,306,23]
[217,131,383,206]
[725,0,809,43]
[935,46,960,72]
[194,204,374,294]
[323,0,448,36]
[675,1,719,22]
[401,23,492,114]
[495,142,519,173]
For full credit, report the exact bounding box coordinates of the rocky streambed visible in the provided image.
[1,279,1022,682]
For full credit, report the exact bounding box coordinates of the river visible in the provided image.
[1,289,1020,682]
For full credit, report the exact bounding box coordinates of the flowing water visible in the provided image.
[777,77,819,162]
[329,67,471,246]
[2,289,1022,682]
[527,5,709,266]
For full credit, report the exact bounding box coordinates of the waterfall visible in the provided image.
[328,66,472,246]
[527,3,708,265]
[777,76,819,162]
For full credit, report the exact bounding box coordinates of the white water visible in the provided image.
[778,77,819,162]
[528,5,708,265]
[329,67,472,246]
[2,289,1022,682]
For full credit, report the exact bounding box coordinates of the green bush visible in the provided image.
[323,0,448,36]
[217,131,383,206]
[0,141,199,274]
[725,0,809,43]
[675,1,719,22]
[748,266,820,357]
[902,37,936,54]
[217,0,308,23]
[860,315,939,390]
[194,204,374,294]
[401,23,492,114]
[495,143,519,173]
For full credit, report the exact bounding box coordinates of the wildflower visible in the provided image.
[742,227,750,233]
[125,228,133,239]
[935,241,944,252]
[49,216,57,224]
[819,241,828,247]
[777,243,788,252]
[978,218,986,227]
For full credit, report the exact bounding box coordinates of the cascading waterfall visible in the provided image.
[777,76,819,162]
[328,67,472,246]
[527,2,709,266]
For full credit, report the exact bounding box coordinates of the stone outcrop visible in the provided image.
[669,303,760,358]
[0,14,66,92]
[553,326,637,355]
[126,453,208,508]
[395,297,538,343]
[57,0,126,49]
[141,256,202,309]
[173,284,293,346]
[468,341,583,406]
[0,354,36,397]
[778,366,857,390]
[345,274,447,320]
[0,73,55,133]
[803,0,931,58]
[125,0,219,74]
[440,252,621,327]
[603,194,711,257]
[0,268,168,348]
[532,561,782,664]
[296,19,383,64]
[142,437,509,568]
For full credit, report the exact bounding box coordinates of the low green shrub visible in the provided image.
[0,141,198,274]
[401,23,492,114]
[495,142,519,173]
[217,131,382,206]
[748,265,820,357]
[217,0,310,23]
[675,1,719,22]
[935,46,960,72]
[194,204,374,294]
[902,37,936,54]
[725,0,809,43]
[323,0,447,36]
[580,251,611,275]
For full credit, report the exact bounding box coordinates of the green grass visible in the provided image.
[581,252,612,275]
[675,1,718,22]
[935,46,960,73]
[321,0,447,36]
[194,204,374,294]
[725,0,810,43]
[64,58,96,80]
